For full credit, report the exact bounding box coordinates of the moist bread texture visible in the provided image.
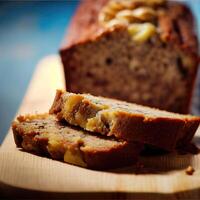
[50,90,200,151]
[60,0,199,114]
[12,114,142,170]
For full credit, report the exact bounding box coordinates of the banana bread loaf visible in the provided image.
[50,90,200,151]
[60,0,199,114]
[12,114,143,169]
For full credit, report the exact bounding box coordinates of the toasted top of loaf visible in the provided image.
[61,0,198,56]
[50,90,200,151]
[12,114,142,169]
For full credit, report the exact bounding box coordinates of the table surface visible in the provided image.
[0,0,199,144]
[1,55,200,199]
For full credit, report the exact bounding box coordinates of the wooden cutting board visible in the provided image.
[1,55,200,199]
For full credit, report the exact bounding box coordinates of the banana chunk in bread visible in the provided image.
[60,0,199,114]
[50,90,200,151]
[12,114,142,169]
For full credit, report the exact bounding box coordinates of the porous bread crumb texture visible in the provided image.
[60,0,199,114]
[12,114,142,170]
[62,27,198,114]
[50,91,200,151]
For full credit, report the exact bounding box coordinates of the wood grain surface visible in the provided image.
[0,55,200,199]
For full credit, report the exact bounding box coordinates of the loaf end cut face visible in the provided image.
[50,91,200,151]
[60,0,199,114]
[12,114,143,170]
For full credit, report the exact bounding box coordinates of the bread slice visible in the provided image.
[60,0,199,114]
[50,90,200,151]
[12,114,142,170]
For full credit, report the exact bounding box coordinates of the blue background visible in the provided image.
[0,1,199,144]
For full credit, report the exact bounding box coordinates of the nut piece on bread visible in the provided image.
[50,90,200,151]
[12,114,143,170]
[60,0,199,114]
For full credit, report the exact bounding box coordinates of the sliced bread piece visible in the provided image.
[12,114,142,170]
[50,90,200,151]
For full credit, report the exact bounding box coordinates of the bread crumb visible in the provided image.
[185,166,195,175]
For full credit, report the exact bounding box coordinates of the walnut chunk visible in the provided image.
[128,23,156,42]
[105,18,129,28]
[132,7,157,21]
[108,0,125,12]
[116,9,136,22]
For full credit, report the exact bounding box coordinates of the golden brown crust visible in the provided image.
[49,89,64,114]
[50,91,200,151]
[61,0,198,57]
[111,112,200,150]
[158,1,198,56]
[12,114,143,170]
[61,0,108,49]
